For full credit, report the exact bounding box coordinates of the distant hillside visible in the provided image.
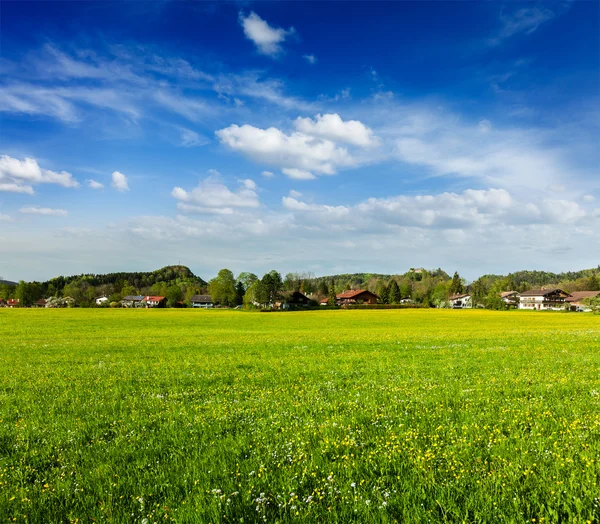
[476,268,599,288]
[44,265,206,290]
[0,280,17,287]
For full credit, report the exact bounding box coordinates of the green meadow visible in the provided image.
[0,309,599,523]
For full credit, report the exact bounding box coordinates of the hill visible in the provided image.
[0,279,17,287]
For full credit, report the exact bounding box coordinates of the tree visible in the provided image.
[237,272,258,291]
[327,280,337,306]
[235,281,245,305]
[588,273,600,291]
[209,269,237,307]
[15,281,34,306]
[261,270,283,306]
[167,285,183,307]
[388,280,401,304]
[317,280,329,297]
[449,271,465,296]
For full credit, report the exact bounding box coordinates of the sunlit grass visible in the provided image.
[1,309,599,522]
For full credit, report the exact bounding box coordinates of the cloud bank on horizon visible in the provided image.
[0,1,598,281]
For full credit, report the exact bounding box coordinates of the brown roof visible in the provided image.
[449,293,470,300]
[35,299,47,305]
[565,291,600,302]
[144,296,165,302]
[191,294,213,303]
[500,291,517,298]
[336,289,378,299]
[519,288,571,297]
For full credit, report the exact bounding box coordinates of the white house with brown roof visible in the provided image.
[518,289,571,310]
[500,291,519,307]
[449,293,472,309]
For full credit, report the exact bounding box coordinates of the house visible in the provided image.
[565,291,600,312]
[336,289,379,305]
[7,298,19,308]
[277,291,311,309]
[121,295,145,308]
[191,294,214,308]
[33,298,47,308]
[95,296,109,306]
[449,293,472,309]
[143,296,166,308]
[399,297,413,304]
[319,297,330,306]
[518,289,571,310]
[500,291,519,307]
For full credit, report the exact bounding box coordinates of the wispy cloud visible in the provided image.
[303,54,317,64]
[20,206,68,216]
[489,4,569,45]
[86,179,104,190]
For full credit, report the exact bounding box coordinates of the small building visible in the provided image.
[449,293,472,309]
[565,291,600,312]
[95,296,109,306]
[399,297,413,304]
[33,298,47,308]
[319,297,330,306]
[191,294,214,308]
[7,298,19,308]
[500,291,519,307]
[336,289,379,306]
[143,296,166,308]
[277,291,311,309]
[518,289,571,310]
[121,295,145,308]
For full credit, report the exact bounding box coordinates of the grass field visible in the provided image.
[1,309,599,523]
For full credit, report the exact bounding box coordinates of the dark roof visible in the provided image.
[281,291,310,302]
[191,294,213,303]
[565,291,600,302]
[337,289,378,299]
[519,288,569,297]
[449,293,470,300]
[122,295,144,301]
[34,299,47,305]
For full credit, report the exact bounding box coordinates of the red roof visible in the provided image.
[7,299,19,305]
[144,296,165,302]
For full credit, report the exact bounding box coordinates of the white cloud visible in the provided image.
[239,11,295,57]
[216,123,354,179]
[0,155,79,194]
[0,214,13,222]
[172,173,260,214]
[86,179,104,190]
[303,54,317,64]
[261,170,275,178]
[111,171,129,192]
[289,190,302,198]
[583,194,595,202]
[281,168,315,180]
[20,206,68,216]
[295,113,379,147]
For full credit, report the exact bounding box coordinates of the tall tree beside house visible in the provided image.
[264,270,283,305]
[449,271,465,296]
[209,269,237,307]
[15,281,41,306]
[388,280,401,304]
[327,280,337,306]
[375,281,389,304]
[166,285,183,307]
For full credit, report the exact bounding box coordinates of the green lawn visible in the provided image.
[1,309,599,523]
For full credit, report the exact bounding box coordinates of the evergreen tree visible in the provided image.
[327,280,337,306]
[588,273,600,291]
[388,280,401,304]
[449,271,465,296]
[317,280,329,297]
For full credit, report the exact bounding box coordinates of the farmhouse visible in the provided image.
[336,289,379,305]
[449,293,472,309]
[191,294,214,308]
[518,289,571,310]
[277,291,311,309]
[121,295,145,308]
[500,291,519,307]
[565,291,600,312]
[143,296,166,308]
[7,299,19,308]
[95,296,109,306]
[33,298,47,308]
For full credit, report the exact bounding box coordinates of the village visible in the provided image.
[2,286,598,312]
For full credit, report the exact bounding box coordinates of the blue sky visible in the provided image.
[1,1,598,282]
